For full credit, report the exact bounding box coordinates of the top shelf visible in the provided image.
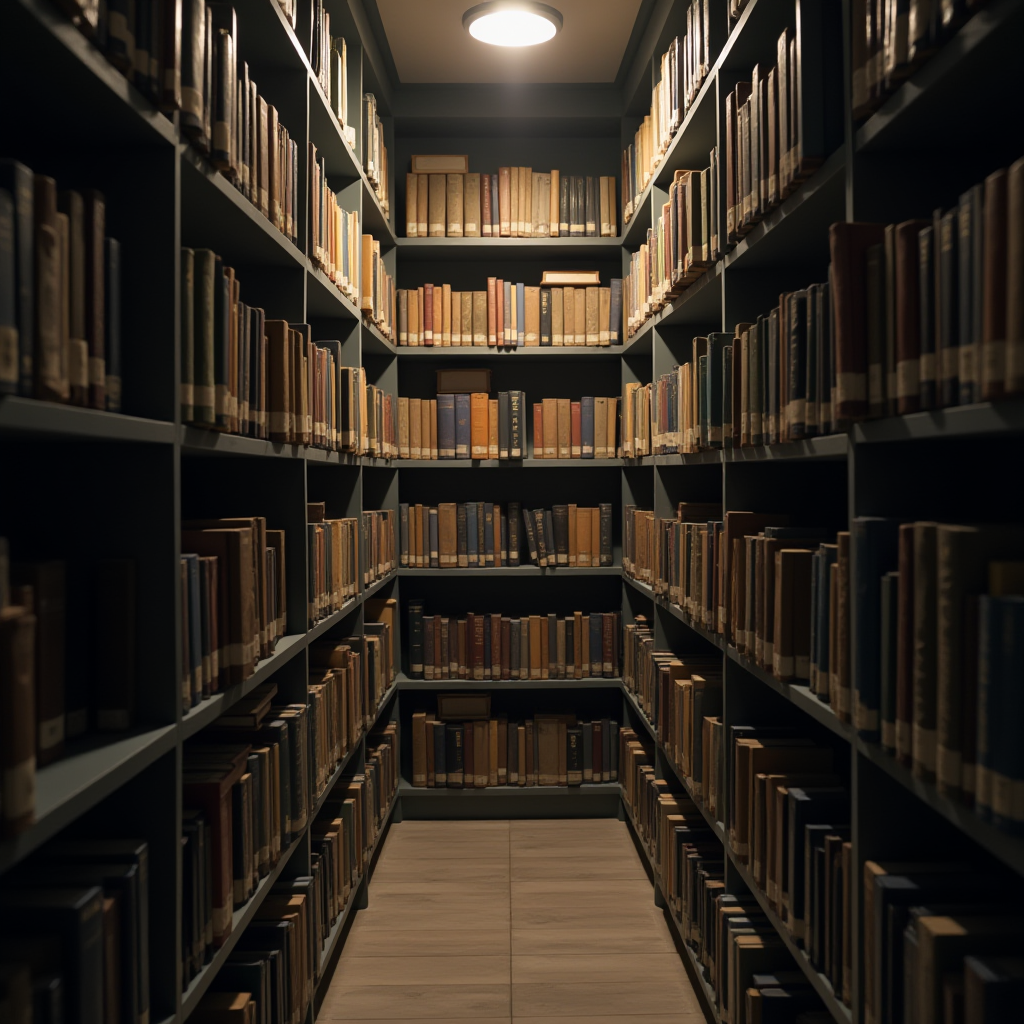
[397,237,623,260]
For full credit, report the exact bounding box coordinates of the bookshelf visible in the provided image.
[2,1,1022,1024]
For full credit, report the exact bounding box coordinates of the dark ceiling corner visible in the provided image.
[360,0,401,89]
[614,0,658,92]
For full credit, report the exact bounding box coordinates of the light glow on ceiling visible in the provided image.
[463,2,563,47]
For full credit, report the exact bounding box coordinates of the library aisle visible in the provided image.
[319,819,704,1023]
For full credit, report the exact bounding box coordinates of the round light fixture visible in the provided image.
[463,1,563,47]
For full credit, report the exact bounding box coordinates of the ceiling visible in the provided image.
[374,0,645,84]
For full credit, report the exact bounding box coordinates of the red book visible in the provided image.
[532,402,544,458]
[423,283,434,345]
[570,401,582,458]
[487,277,497,346]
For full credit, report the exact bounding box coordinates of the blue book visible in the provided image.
[609,278,623,344]
[503,280,512,344]
[466,502,479,566]
[852,517,900,741]
[589,614,602,678]
[706,333,730,448]
[516,283,525,346]
[455,393,471,458]
[438,394,456,458]
[978,595,1024,832]
[580,396,595,458]
[484,502,495,566]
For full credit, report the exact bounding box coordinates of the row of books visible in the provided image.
[624,158,718,338]
[0,838,151,1024]
[396,393,622,461]
[306,503,396,627]
[363,93,389,215]
[621,20,711,224]
[851,0,991,120]
[1,161,122,408]
[399,502,614,570]
[359,233,395,342]
[410,712,621,787]
[0,546,136,838]
[396,278,624,347]
[180,3,301,247]
[180,516,287,712]
[407,603,623,681]
[621,730,834,1022]
[404,165,618,238]
[829,159,1024,425]
[724,9,843,246]
[181,255,396,452]
[310,0,355,146]
[309,144,361,305]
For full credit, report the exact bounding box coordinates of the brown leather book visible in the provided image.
[446,173,464,237]
[428,399,438,459]
[556,398,571,458]
[529,615,542,679]
[829,222,885,423]
[572,288,585,345]
[576,507,592,567]
[441,284,452,344]
[265,320,291,441]
[509,165,519,237]
[584,287,599,345]
[570,402,581,458]
[549,169,560,235]
[606,397,618,457]
[427,174,446,237]
[405,173,418,237]
[488,399,499,458]
[411,712,427,786]
[519,167,532,236]
[464,173,481,237]
[895,219,930,414]
[551,287,564,345]
[542,399,558,457]
[537,717,559,785]
[408,397,422,458]
[524,286,540,345]
[416,173,428,236]
[532,402,544,458]
[481,173,492,237]
[486,277,497,345]
[488,718,498,785]
[599,287,611,345]
[594,397,608,458]
[473,720,487,784]
[498,167,511,236]
[461,292,473,344]
[470,392,488,458]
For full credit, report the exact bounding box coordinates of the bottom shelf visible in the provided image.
[398,780,622,819]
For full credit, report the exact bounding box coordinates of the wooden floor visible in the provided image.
[318,818,706,1023]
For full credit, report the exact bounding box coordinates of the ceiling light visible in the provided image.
[463,1,563,48]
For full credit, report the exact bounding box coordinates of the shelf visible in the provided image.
[623,576,728,652]
[306,263,361,320]
[397,458,624,468]
[399,780,621,798]
[724,433,849,462]
[726,649,854,743]
[648,450,727,466]
[181,633,307,740]
[398,566,620,577]
[622,262,724,352]
[361,179,397,250]
[856,0,1024,154]
[306,571,398,643]
[180,145,306,270]
[397,236,623,260]
[307,76,362,182]
[361,321,399,357]
[622,810,722,1024]
[852,400,1024,443]
[395,346,624,358]
[729,854,853,1024]
[0,398,176,444]
[180,426,305,460]
[180,833,301,1019]
[723,145,846,272]
[0,726,178,874]
[396,673,624,691]
[855,738,1024,876]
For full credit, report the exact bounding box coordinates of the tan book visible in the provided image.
[540,270,602,286]
[537,718,559,785]
[416,174,428,236]
[433,286,443,347]
[427,174,446,237]
[429,399,438,459]
[551,287,564,345]
[605,176,617,235]
[529,615,542,679]
[524,286,540,345]
[472,291,487,345]
[499,167,511,236]
[405,173,418,237]
[548,169,560,236]
[590,511,600,569]
[567,503,578,566]
[420,400,431,461]
[398,396,410,457]
[594,396,608,458]
[509,166,519,238]
[411,154,469,174]
[574,288,587,345]
[489,718,499,786]
[464,173,481,237]
[556,398,571,458]
[576,507,592,566]
[521,167,532,237]
[606,397,618,456]
[599,176,610,237]
[599,287,611,345]
[531,172,543,238]
[542,399,557,458]
[409,397,422,458]
[488,399,499,458]
[441,284,452,344]
[461,292,473,345]
[446,174,464,237]
[585,286,600,344]
[439,504,457,567]
[411,712,427,785]
[450,291,462,344]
